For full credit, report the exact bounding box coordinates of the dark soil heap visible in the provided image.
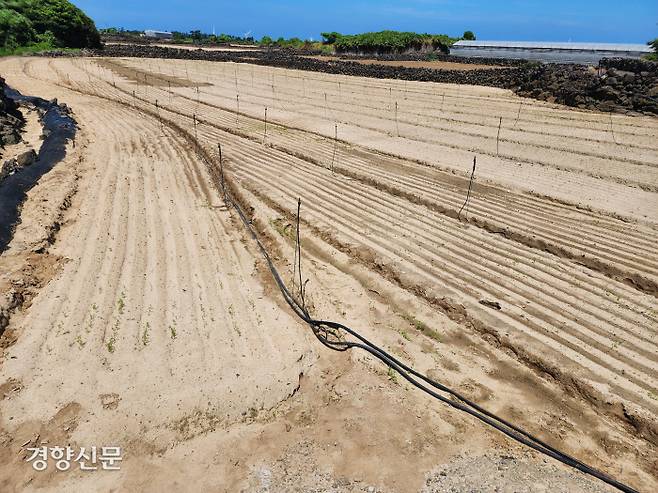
[0,76,23,148]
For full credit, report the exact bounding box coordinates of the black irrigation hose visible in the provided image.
[215,171,638,492]
[59,62,639,491]
[192,126,638,492]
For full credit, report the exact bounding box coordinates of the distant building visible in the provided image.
[144,30,173,40]
[451,40,652,64]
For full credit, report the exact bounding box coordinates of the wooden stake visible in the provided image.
[236,94,240,128]
[496,117,502,156]
[263,107,268,144]
[395,101,399,137]
[218,143,226,201]
[331,123,338,173]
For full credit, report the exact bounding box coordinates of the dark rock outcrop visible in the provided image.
[0,76,24,147]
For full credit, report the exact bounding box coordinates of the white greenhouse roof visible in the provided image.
[453,40,652,52]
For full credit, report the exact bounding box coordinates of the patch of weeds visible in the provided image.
[649,391,658,401]
[107,319,119,353]
[398,329,412,341]
[75,335,86,349]
[387,367,398,384]
[117,292,126,315]
[142,322,150,346]
[403,314,441,342]
[269,218,294,240]
[107,335,116,353]
[169,324,177,340]
[85,305,98,333]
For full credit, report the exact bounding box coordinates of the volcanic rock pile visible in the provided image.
[0,76,23,147]
[515,58,658,114]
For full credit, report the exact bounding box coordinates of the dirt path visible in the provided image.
[0,56,656,492]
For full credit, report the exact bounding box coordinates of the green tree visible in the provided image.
[463,30,476,40]
[649,38,658,53]
[321,31,341,44]
[260,35,273,45]
[0,8,36,48]
[1,0,100,49]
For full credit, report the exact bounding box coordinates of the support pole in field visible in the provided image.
[395,101,400,137]
[155,99,164,134]
[441,93,445,113]
[132,90,136,108]
[193,113,198,145]
[218,143,226,202]
[168,80,172,104]
[263,107,268,144]
[331,123,338,174]
[496,116,502,156]
[609,112,618,145]
[513,100,522,129]
[293,198,307,310]
[324,92,328,119]
[458,156,477,221]
[236,95,240,128]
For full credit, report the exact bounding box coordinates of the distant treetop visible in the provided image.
[324,30,457,54]
[462,30,476,41]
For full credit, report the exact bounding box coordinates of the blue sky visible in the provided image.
[73,0,657,43]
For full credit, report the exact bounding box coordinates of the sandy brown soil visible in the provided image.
[0,56,656,492]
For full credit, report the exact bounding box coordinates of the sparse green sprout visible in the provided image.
[117,293,125,314]
[142,322,150,346]
[402,314,441,342]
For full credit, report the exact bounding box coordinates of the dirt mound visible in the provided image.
[0,77,23,148]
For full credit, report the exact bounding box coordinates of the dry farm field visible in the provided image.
[0,55,657,492]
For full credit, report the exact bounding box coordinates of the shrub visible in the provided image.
[0,8,36,48]
[333,30,456,54]
[649,38,658,53]
[0,0,100,51]
[463,30,476,40]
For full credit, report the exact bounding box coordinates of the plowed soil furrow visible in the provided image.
[227,151,658,409]
[158,76,658,188]
[4,56,658,493]
[150,59,658,151]
[79,62,658,299]
[152,58,658,134]
[20,51,656,426]
[2,58,313,441]
[101,58,658,221]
